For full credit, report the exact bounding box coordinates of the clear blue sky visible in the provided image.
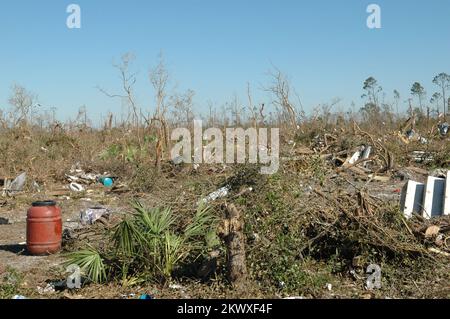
[1,0,450,123]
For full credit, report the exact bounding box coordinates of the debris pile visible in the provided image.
[65,163,117,192]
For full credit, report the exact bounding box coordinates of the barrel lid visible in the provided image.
[32,200,56,207]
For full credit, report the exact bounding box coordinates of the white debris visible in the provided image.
[69,182,85,192]
[32,181,41,192]
[2,172,27,197]
[9,172,27,192]
[200,186,231,204]
[37,283,55,294]
[348,145,371,165]
[65,163,101,185]
[410,151,434,163]
[80,207,110,226]
[438,122,449,136]
[400,181,425,219]
[423,176,446,218]
[348,150,362,165]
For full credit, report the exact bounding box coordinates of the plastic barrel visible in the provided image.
[26,201,62,255]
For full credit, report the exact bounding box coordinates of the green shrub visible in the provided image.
[64,201,218,285]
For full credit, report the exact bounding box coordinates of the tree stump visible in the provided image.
[223,203,248,290]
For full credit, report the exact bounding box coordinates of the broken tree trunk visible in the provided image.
[224,203,248,289]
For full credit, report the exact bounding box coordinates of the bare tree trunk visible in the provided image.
[442,88,446,120]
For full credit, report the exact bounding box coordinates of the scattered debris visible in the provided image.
[409,151,434,163]
[65,164,117,193]
[250,232,260,242]
[201,186,231,204]
[9,172,27,192]
[37,283,56,295]
[406,129,416,140]
[32,181,41,192]
[80,207,111,226]
[346,145,371,166]
[66,164,99,184]
[438,122,449,136]
[0,217,9,225]
[69,182,85,192]
[406,129,428,144]
[2,172,27,196]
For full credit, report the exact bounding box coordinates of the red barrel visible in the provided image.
[27,201,62,255]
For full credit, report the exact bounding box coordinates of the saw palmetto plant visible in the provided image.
[65,201,217,284]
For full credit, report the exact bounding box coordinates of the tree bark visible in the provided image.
[224,204,248,289]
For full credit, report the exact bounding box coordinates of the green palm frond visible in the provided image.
[112,217,146,256]
[138,206,177,236]
[162,232,184,278]
[184,204,216,239]
[64,245,107,283]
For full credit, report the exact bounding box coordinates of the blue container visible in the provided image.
[99,177,114,188]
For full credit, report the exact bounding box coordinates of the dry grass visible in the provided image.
[1,111,450,299]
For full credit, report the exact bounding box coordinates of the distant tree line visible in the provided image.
[361,72,450,120]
